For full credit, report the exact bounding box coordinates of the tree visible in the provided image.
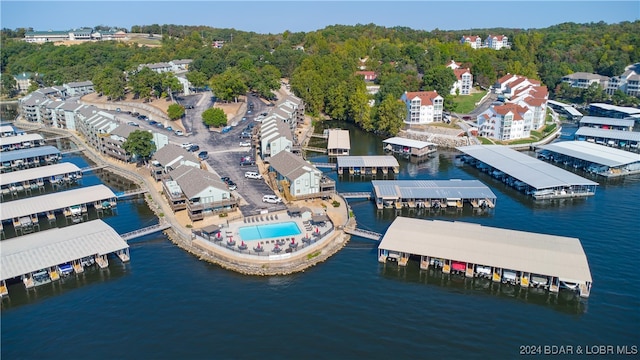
[167,103,185,120]
[122,130,156,163]
[161,72,182,100]
[209,68,247,102]
[0,73,18,98]
[422,66,456,97]
[185,70,208,90]
[375,95,406,135]
[93,66,126,100]
[202,107,227,127]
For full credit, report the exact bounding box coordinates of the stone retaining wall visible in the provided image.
[401,129,472,148]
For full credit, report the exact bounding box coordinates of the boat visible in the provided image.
[451,261,466,273]
[32,269,51,286]
[475,265,492,277]
[560,280,579,290]
[57,263,74,276]
[530,275,548,287]
[81,256,95,268]
[502,270,518,285]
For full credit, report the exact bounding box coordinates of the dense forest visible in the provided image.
[1,21,638,134]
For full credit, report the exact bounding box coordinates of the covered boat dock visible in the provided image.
[0,184,117,235]
[371,179,496,210]
[1,162,83,199]
[378,217,592,298]
[574,127,640,151]
[537,141,640,178]
[579,116,634,132]
[383,137,437,157]
[0,133,46,152]
[327,129,350,156]
[0,220,130,296]
[336,156,399,177]
[0,146,61,173]
[457,145,598,200]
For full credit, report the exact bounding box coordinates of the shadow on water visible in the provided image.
[379,260,588,316]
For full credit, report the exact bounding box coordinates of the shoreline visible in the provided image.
[13,117,353,277]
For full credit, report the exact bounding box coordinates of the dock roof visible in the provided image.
[456,145,598,190]
[1,162,81,187]
[0,220,128,281]
[327,129,351,150]
[0,184,116,221]
[383,137,436,149]
[579,116,635,128]
[337,156,399,168]
[0,133,45,147]
[574,127,640,142]
[538,141,640,167]
[372,180,496,200]
[379,217,592,283]
[0,146,60,162]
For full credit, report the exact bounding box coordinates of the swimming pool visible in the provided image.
[238,222,302,241]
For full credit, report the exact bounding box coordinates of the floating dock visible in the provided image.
[371,179,496,210]
[1,162,83,199]
[0,146,62,173]
[574,127,640,151]
[0,184,117,235]
[383,137,437,157]
[377,217,593,298]
[579,116,635,131]
[456,145,598,200]
[336,156,399,177]
[0,220,130,296]
[0,133,46,152]
[327,129,350,156]
[537,141,640,178]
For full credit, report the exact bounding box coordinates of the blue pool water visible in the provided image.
[238,221,302,240]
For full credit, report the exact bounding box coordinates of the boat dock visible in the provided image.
[0,162,83,199]
[574,127,640,152]
[0,220,130,297]
[0,184,117,236]
[371,179,497,210]
[120,221,171,241]
[327,129,350,156]
[377,217,593,298]
[537,141,640,178]
[0,146,62,173]
[579,116,635,132]
[0,133,46,152]
[336,156,399,178]
[383,137,437,157]
[457,145,599,200]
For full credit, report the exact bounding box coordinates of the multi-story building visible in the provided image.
[24,30,70,43]
[477,103,532,141]
[260,116,294,159]
[151,144,201,180]
[460,35,482,49]
[64,81,94,97]
[268,150,335,199]
[485,35,510,50]
[24,28,126,43]
[400,91,444,125]
[561,72,610,89]
[13,72,34,94]
[355,71,378,82]
[170,59,192,72]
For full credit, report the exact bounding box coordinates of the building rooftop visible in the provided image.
[574,127,640,142]
[337,156,400,169]
[152,144,200,169]
[0,220,128,281]
[269,151,320,181]
[327,129,351,150]
[0,145,60,163]
[383,137,436,149]
[379,217,592,283]
[0,184,116,221]
[589,103,640,116]
[456,145,598,190]
[0,133,44,147]
[538,141,640,168]
[372,179,496,200]
[579,116,635,128]
[169,165,228,198]
[1,162,81,187]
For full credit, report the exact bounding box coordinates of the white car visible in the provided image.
[175,130,184,136]
[245,171,263,180]
[239,141,251,147]
[180,142,193,149]
[262,195,282,204]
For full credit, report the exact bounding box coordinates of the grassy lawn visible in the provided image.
[452,91,487,113]
[477,137,494,145]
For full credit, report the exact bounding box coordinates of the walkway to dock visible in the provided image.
[81,164,109,173]
[120,222,171,241]
[312,162,337,169]
[302,146,327,153]
[116,188,149,198]
[60,148,84,155]
[344,227,382,241]
[340,192,373,199]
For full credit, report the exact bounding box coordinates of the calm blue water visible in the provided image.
[2,123,639,359]
[238,221,302,241]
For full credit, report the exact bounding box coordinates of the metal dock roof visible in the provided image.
[538,141,640,167]
[372,180,496,200]
[379,217,592,283]
[0,133,45,146]
[579,116,635,128]
[0,146,60,162]
[456,145,598,189]
[337,156,399,168]
[574,127,640,142]
[0,220,128,281]
[327,129,350,150]
[0,184,116,221]
[1,162,81,187]
[383,137,436,149]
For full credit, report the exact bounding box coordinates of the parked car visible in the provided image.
[245,171,262,180]
[221,126,232,134]
[166,126,173,132]
[239,141,251,147]
[262,195,282,204]
[188,145,200,152]
[175,130,184,136]
[149,120,158,126]
[181,142,193,149]
[131,112,140,117]
[239,132,251,139]
[156,123,164,128]
[220,176,230,183]
[197,151,209,160]
[127,121,139,127]
[239,156,255,166]
[227,181,237,191]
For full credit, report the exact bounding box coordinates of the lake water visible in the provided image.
[2,122,639,359]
